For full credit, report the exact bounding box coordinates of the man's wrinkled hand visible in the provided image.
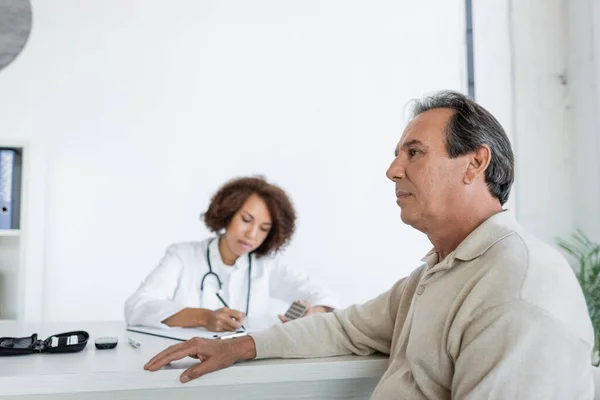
[144,336,256,383]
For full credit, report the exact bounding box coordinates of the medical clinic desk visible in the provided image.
[0,321,388,400]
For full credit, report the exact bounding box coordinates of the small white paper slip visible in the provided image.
[67,335,79,345]
[50,337,58,348]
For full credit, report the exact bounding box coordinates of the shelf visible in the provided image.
[0,141,26,321]
[0,230,20,237]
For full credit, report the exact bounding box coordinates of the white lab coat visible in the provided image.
[124,237,339,328]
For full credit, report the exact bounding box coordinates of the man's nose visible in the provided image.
[386,156,405,181]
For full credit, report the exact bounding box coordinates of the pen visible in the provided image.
[215,292,246,330]
[217,331,249,340]
[128,337,142,349]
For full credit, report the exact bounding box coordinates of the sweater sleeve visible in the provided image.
[250,278,408,359]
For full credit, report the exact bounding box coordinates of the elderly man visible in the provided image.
[145,91,594,399]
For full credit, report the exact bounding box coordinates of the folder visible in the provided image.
[0,150,15,230]
[126,325,253,342]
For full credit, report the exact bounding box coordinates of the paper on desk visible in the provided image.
[126,315,278,342]
[125,325,257,341]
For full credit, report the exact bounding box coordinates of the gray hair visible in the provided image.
[410,90,515,205]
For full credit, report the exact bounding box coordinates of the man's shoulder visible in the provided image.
[480,229,578,296]
[512,230,586,314]
[474,229,590,337]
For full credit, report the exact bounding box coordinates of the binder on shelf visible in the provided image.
[0,149,21,230]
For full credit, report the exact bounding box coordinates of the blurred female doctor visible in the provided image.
[125,176,338,331]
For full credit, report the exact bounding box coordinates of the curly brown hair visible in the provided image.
[202,176,296,257]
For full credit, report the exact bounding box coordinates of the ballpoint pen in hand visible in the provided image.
[215,292,246,330]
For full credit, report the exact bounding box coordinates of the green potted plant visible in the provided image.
[557,230,600,366]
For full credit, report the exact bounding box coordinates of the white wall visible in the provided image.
[474,0,586,246]
[510,0,574,244]
[568,0,600,243]
[475,0,600,254]
[0,0,466,321]
[471,0,516,210]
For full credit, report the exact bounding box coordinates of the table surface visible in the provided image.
[0,320,389,396]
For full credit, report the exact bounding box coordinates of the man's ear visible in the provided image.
[464,144,491,184]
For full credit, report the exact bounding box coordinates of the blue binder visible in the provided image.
[0,150,16,229]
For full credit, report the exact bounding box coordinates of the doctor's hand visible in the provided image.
[204,307,245,332]
[144,336,257,383]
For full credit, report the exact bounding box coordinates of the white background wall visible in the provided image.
[475,0,600,247]
[508,0,573,244]
[568,0,600,243]
[0,0,466,321]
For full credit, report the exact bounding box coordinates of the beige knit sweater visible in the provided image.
[250,212,594,399]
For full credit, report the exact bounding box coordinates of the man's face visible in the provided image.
[386,108,471,231]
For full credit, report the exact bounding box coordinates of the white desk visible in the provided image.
[0,321,388,399]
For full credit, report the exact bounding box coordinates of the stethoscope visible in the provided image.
[200,237,252,316]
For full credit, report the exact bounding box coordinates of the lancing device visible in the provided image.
[128,337,142,349]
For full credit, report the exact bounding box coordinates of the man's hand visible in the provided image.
[144,336,257,383]
[205,307,245,332]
